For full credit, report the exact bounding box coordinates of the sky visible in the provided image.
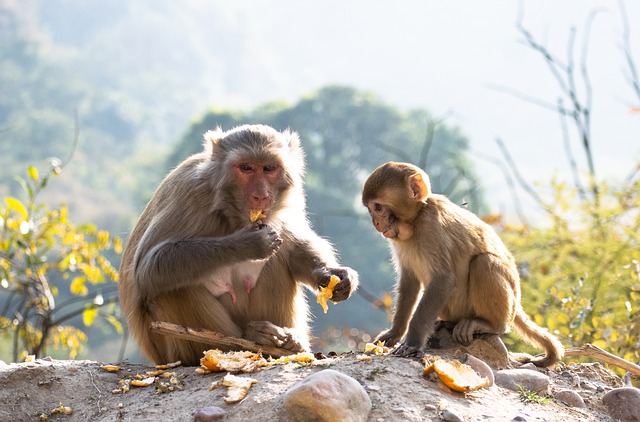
[188,0,640,221]
[34,0,640,221]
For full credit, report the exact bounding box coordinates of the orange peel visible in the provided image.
[316,275,340,313]
[423,358,491,393]
[249,210,267,222]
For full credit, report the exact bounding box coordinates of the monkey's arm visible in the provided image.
[286,234,359,302]
[375,270,422,347]
[133,224,281,300]
[393,272,455,357]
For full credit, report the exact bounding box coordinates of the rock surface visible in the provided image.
[0,353,628,421]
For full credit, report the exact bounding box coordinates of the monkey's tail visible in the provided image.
[512,306,565,367]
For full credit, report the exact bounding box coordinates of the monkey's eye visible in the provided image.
[373,203,383,212]
[263,165,278,173]
[239,163,254,172]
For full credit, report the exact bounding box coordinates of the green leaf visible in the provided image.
[5,197,28,219]
[82,307,98,326]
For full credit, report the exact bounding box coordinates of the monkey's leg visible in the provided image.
[244,321,309,352]
[453,254,516,345]
[150,287,244,365]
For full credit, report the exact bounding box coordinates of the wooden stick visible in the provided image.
[565,343,640,377]
[149,321,295,358]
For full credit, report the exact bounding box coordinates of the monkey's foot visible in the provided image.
[391,343,425,359]
[244,321,307,353]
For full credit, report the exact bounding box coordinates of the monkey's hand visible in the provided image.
[235,223,283,260]
[244,321,309,352]
[315,267,359,302]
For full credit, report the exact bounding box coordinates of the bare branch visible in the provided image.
[565,343,640,377]
[557,98,587,199]
[471,148,531,226]
[618,0,640,103]
[373,141,412,162]
[418,109,454,170]
[150,321,293,358]
[487,83,571,115]
[495,138,545,207]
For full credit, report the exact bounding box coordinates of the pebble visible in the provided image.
[511,417,526,422]
[441,408,464,422]
[193,406,226,421]
[283,369,372,422]
[494,369,550,394]
[554,389,585,408]
[602,387,640,422]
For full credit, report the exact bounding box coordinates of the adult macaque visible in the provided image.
[362,162,563,367]
[119,124,359,365]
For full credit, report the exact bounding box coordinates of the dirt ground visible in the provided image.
[0,351,624,422]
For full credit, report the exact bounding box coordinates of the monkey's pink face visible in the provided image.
[233,161,283,212]
[366,201,400,239]
[365,201,414,241]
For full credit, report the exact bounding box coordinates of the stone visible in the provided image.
[494,369,550,394]
[554,389,586,408]
[283,369,372,422]
[426,324,510,369]
[441,407,465,422]
[193,406,226,421]
[602,387,640,422]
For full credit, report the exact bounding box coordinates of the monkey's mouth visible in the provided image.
[381,228,398,239]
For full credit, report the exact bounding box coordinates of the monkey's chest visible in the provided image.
[204,259,268,303]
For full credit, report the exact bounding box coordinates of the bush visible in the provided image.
[501,178,640,365]
[0,160,122,362]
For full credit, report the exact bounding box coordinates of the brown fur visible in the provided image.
[119,125,358,365]
[362,161,563,367]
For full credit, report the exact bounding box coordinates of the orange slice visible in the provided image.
[424,358,491,393]
[249,210,266,222]
[316,275,340,313]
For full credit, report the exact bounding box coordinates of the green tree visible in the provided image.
[0,161,122,362]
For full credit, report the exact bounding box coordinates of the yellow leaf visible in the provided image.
[83,307,98,326]
[592,339,607,349]
[27,165,39,182]
[534,314,544,326]
[546,317,556,331]
[106,315,123,334]
[556,313,569,324]
[70,276,88,296]
[5,197,28,219]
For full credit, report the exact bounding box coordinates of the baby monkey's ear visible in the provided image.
[408,171,430,202]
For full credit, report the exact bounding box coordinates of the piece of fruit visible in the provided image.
[363,341,391,355]
[100,364,121,372]
[130,377,156,387]
[209,373,258,404]
[316,275,340,313]
[249,210,267,222]
[423,358,491,393]
[200,349,267,373]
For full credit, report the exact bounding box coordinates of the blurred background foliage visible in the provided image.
[1,0,639,375]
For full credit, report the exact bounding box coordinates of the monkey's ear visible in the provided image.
[408,172,430,202]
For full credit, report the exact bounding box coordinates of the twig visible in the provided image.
[495,137,545,207]
[565,343,640,377]
[150,321,294,358]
